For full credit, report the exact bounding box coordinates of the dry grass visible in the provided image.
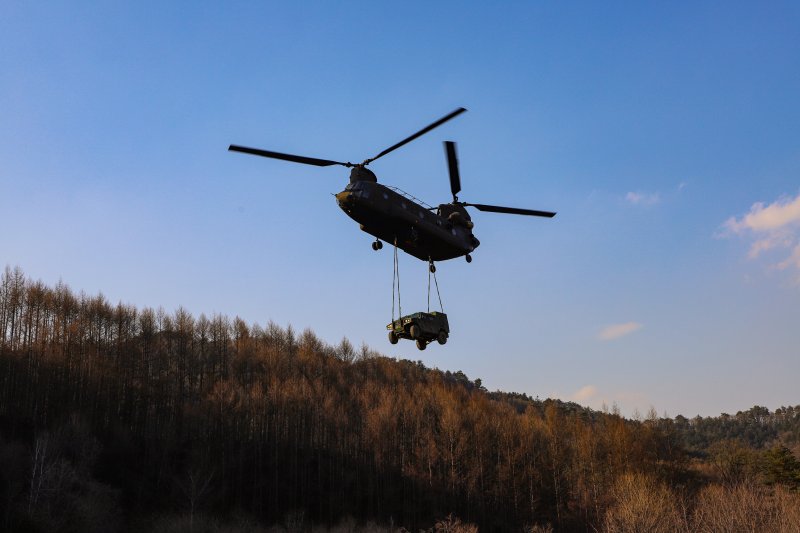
[602,474,800,533]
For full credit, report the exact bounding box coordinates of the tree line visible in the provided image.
[1,266,798,532]
[672,404,800,453]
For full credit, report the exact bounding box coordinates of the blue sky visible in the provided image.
[2,1,799,417]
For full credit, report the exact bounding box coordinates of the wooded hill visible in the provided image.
[1,266,799,532]
[674,405,800,453]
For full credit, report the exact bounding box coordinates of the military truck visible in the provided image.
[387,311,449,350]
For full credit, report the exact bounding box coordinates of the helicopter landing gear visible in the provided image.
[465,254,472,263]
[428,259,436,273]
[372,239,383,251]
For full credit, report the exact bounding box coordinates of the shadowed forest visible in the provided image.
[1,266,799,532]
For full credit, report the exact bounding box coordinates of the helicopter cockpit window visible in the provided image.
[345,182,369,197]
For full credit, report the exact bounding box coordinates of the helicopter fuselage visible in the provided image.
[335,179,480,262]
[230,107,554,266]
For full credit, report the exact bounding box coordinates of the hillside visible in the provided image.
[1,266,799,532]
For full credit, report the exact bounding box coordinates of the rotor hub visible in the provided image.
[349,166,377,183]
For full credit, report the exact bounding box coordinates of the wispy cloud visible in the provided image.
[777,244,800,273]
[721,192,800,282]
[567,385,651,416]
[747,232,793,259]
[598,322,642,341]
[626,191,661,206]
[571,385,598,402]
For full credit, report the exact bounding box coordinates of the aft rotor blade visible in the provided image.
[228,145,351,167]
[444,141,461,200]
[364,107,467,165]
[465,203,557,218]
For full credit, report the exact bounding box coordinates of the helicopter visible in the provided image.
[229,108,556,271]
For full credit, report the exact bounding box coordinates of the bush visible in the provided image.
[603,473,687,533]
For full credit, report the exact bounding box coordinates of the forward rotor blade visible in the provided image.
[364,107,467,165]
[228,145,351,167]
[464,203,557,218]
[444,141,461,200]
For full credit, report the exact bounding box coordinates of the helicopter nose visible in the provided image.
[335,190,355,209]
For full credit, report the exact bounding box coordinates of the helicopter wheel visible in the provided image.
[429,263,436,273]
[372,240,383,251]
[416,339,427,351]
[465,254,472,263]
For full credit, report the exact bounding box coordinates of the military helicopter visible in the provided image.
[229,108,556,271]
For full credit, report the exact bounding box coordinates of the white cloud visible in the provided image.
[571,385,598,402]
[598,322,642,341]
[724,194,800,234]
[722,192,800,280]
[626,191,661,206]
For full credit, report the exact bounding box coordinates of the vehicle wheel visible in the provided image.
[409,325,420,339]
[465,254,472,263]
[388,331,399,345]
[429,263,436,273]
[437,330,448,345]
[416,339,427,351]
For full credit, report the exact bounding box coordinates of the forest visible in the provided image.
[1,266,799,532]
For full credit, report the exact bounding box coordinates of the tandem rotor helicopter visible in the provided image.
[228,108,556,273]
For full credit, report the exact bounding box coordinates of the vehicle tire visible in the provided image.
[409,325,420,339]
[416,339,427,351]
[437,330,448,345]
[388,331,399,345]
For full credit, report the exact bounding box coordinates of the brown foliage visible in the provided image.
[602,473,686,533]
[692,483,800,533]
[601,472,800,533]
[0,267,710,532]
